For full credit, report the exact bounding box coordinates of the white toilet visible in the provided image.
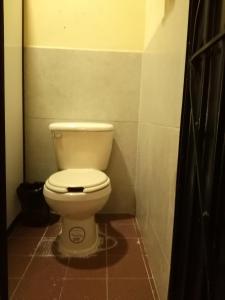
[43,122,114,257]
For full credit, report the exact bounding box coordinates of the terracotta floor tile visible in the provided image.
[107,223,139,239]
[139,238,148,255]
[8,238,40,256]
[66,253,106,278]
[150,278,160,300]
[44,222,62,238]
[24,257,68,280]
[35,238,61,257]
[138,240,153,278]
[108,278,154,300]
[10,224,47,238]
[8,214,159,300]
[60,279,107,300]
[107,237,142,256]
[108,253,148,278]
[134,220,142,236]
[96,214,135,225]
[8,256,31,278]
[12,278,62,300]
[143,255,153,278]
[8,278,20,297]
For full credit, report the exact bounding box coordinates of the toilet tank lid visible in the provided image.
[49,122,114,132]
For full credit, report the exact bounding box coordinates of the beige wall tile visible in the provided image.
[24,48,141,122]
[25,118,57,181]
[140,222,170,300]
[136,123,179,259]
[135,123,152,231]
[139,51,186,128]
[139,0,189,128]
[106,122,138,186]
[102,184,136,214]
[147,124,179,261]
[136,1,189,298]
[136,119,180,300]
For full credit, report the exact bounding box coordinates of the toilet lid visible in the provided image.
[45,169,110,193]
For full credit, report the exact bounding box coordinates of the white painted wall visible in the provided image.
[144,0,165,47]
[24,0,145,51]
[4,0,23,227]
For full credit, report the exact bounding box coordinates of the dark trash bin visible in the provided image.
[17,182,50,226]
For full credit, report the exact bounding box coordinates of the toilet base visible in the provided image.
[57,216,100,257]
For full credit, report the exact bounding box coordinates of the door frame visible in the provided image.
[168,1,194,297]
[0,0,8,299]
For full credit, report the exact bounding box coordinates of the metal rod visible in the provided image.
[190,30,225,62]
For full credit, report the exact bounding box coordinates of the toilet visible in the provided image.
[43,122,114,257]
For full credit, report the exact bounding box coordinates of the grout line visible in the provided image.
[58,260,69,300]
[55,222,69,300]
[62,277,109,280]
[7,254,35,257]
[105,237,140,240]
[63,258,70,279]
[58,286,64,300]
[10,226,49,299]
[136,217,156,300]
[139,243,153,279]
[25,45,143,54]
[62,276,152,280]
[8,236,46,239]
[148,223,170,266]
[134,217,142,235]
[150,276,161,300]
[105,223,109,300]
[26,116,138,124]
[132,216,137,228]
[140,253,156,300]
[35,254,60,257]
[133,217,141,237]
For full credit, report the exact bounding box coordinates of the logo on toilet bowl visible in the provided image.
[69,227,85,243]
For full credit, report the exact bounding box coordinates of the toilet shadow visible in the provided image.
[105,224,129,266]
[52,223,128,269]
[48,212,60,225]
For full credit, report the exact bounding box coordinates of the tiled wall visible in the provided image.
[24,47,142,214]
[136,0,189,299]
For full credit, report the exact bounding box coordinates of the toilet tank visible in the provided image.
[49,122,114,170]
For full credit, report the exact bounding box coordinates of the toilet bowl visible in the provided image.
[43,122,114,257]
[44,169,111,257]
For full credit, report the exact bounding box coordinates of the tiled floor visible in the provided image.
[8,214,159,300]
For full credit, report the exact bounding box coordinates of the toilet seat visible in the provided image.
[45,169,110,193]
